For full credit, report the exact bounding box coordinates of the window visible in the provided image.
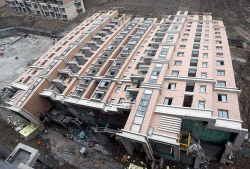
[177,52,184,56]
[218,94,227,102]
[72,88,85,97]
[127,67,131,72]
[216,41,222,44]
[174,61,182,65]
[125,85,130,91]
[217,61,224,65]
[182,39,187,42]
[164,98,173,105]
[118,98,124,104]
[198,101,205,109]
[188,69,197,77]
[132,59,136,63]
[217,70,225,75]
[109,99,115,105]
[204,40,209,43]
[171,71,179,76]
[216,53,223,57]
[92,91,105,100]
[217,81,226,87]
[116,87,121,93]
[216,46,222,50]
[192,51,199,57]
[99,80,111,87]
[121,76,126,80]
[200,86,206,92]
[81,78,91,85]
[179,45,186,49]
[136,52,140,55]
[183,33,189,37]
[193,44,200,49]
[194,38,201,42]
[203,53,208,58]
[202,62,208,67]
[204,46,208,50]
[205,34,209,37]
[218,110,228,118]
[168,83,176,90]
[201,73,207,78]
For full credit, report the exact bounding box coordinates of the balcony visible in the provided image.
[98,31,107,37]
[10,82,29,91]
[81,47,93,57]
[52,78,66,93]
[87,41,98,51]
[40,89,65,103]
[75,53,87,65]
[93,36,104,45]
[67,61,81,73]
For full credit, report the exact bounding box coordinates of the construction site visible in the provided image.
[0,0,250,169]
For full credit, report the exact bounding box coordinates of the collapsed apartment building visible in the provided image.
[5,10,248,167]
[5,0,85,20]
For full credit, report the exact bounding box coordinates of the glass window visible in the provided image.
[200,86,206,92]
[164,98,173,105]
[116,87,120,93]
[218,110,228,118]
[174,61,182,65]
[202,62,208,67]
[217,70,225,75]
[217,81,226,87]
[198,101,205,109]
[218,94,227,102]
[171,71,179,76]
[168,83,176,90]
[201,73,207,78]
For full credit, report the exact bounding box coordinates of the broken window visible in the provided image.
[106,70,118,76]
[168,83,176,90]
[198,101,205,109]
[125,85,130,91]
[164,98,173,105]
[218,110,228,118]
[218,94,227,102]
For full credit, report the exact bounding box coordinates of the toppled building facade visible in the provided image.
[5,10,248,167]
[5,0,85,20]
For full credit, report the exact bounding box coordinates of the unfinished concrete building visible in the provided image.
[5,10,247,167]
[5,0,85,20]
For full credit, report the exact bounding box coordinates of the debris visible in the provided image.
[80,146,86,154]
[93,144,109,155]
[245,134,249,140]
[121,155,128,163]
[229,152,235,160]
[95,160,101,168]
[88,141,94,147]
[15,56,18,59]
[78,131,85,139]
[37,141,41,145]
[15,125,24,131]
[240,147,250,158]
